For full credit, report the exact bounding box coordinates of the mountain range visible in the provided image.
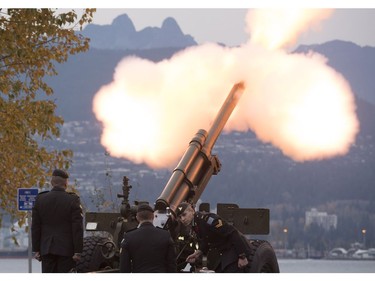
[80,14,197,50]
[43,14,375,245]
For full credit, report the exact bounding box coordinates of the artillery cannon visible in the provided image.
[77,82,279,273]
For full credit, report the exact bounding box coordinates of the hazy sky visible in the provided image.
[7,1,375,47]
[89,8,375,47]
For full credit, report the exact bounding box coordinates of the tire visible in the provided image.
[247,240,280,273]
[76,236,117,273]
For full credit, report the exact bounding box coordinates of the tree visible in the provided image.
[0,8,95,225]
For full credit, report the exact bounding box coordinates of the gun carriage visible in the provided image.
[77,83,279,273]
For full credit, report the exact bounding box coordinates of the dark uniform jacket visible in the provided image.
[192,212,251,272]
[31,186,83,257]
[120,222,177,273]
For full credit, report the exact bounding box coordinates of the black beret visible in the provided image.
[137,204,154,213]
[52,169,69,179]
[176,202,191,217]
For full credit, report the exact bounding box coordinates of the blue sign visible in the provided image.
[17,188,39,211]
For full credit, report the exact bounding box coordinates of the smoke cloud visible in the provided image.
[93,9,359,169]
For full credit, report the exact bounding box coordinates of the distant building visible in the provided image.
[305,208,338,231]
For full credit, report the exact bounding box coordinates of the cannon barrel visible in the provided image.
[154,82,245,214]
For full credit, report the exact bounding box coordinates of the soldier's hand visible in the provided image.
[72,253,82,262]
[186,250,202,263]
[238,256,249,268]
[34,252,42,262]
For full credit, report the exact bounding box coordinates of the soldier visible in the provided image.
[176,202,251,273]
[31,169,83,273]
[119,204,177,273]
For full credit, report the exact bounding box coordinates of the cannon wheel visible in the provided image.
[76,236,117,273]
[247,240,280,273]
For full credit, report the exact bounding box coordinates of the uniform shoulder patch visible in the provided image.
[202,213,222,228]
[206,216,215,225]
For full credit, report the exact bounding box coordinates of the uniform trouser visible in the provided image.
[41,254,76,273]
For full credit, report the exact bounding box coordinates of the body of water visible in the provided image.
[278,258,375,273]
[1,257,375,273]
